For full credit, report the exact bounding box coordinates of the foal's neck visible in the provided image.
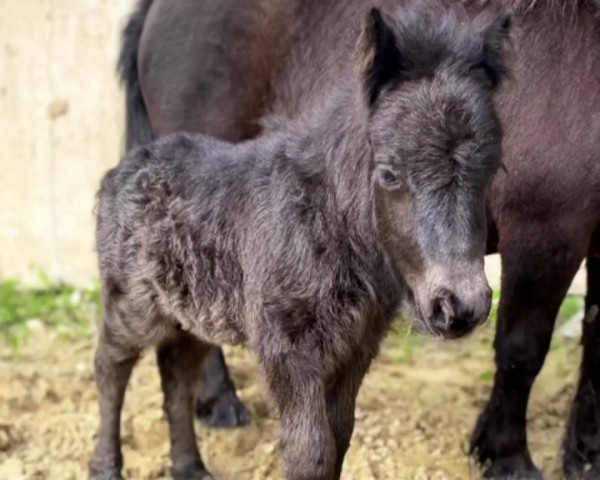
[286,87,375,231]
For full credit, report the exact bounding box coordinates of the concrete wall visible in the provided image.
[1,0,136,286]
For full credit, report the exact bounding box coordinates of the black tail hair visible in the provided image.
[117,0,154,152]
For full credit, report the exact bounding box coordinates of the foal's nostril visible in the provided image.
[429,289,480,337]
[432,296,445,318]
[430,290,457,328]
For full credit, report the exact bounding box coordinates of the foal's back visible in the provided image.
[97,133,258,345]
[96,129,338,346]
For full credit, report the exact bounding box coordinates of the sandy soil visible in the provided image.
[0,324,581,480]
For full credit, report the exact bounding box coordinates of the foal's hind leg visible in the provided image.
[157,332,213,480]
[471,229,586,479]
[564,230,600,480]
[90,322,141,480]
[194,347,251,428]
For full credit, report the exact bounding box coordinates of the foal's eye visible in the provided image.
[376,167,402,189]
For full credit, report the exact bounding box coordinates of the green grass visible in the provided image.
[488,288,502,326]
[0,278,102,355]
[384,323,426,364]
[478,369,494,383]
[557,295,584,324]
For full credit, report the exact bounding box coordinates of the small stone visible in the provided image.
[48,99,69,119]
[262,441,276,454]
[26,318,45,332]
[75,362,88,375]
[0,424,20,451]
[386,438,398,449]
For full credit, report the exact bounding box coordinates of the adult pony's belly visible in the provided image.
[140,0,292,142]
[484,7,600,251]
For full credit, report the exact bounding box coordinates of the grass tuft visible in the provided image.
[0,277,102,355]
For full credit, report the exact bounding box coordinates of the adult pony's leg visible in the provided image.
[471,227,587,479]
[194,347,251,428]
[564,228,600,480]
[157,332,214,480]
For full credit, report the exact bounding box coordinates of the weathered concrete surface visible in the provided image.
[0,1,588,294]
[0,0,135,287]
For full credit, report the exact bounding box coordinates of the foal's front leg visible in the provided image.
[326,358,370,479]
[261,352,336,480]
[157,332,213,480]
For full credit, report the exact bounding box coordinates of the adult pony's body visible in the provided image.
[120,0,600,478]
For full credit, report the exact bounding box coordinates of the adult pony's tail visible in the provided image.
[117,0,154,152]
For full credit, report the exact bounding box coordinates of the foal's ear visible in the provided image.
[479,13,513,88]
[356,8,403,106]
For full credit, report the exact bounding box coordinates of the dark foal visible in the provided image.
[92,7,510,480]
[122,0,600,477]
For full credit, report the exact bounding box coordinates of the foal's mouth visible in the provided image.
[398,289,441,339]
[399,288,483,340]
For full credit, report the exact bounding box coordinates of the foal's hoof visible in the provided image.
[196,390,251,428]
[172,465,215,480]
[173,472,214,480]
[481,458,542,480]
[89,468,123,480]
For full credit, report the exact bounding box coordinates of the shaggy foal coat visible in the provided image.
[95,100,400,478]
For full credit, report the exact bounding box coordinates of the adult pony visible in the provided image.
[118,0,600,478]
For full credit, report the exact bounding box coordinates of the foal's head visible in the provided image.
[358,4,511,338]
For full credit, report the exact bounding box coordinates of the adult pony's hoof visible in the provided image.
[564,449,600,480]
[563,378,600,480]
[481,458,542,480]
[196,390,251,429]
[471,405,541,480]
[565,464,600,480]
[585,468,600,480]
[471,446,542,480]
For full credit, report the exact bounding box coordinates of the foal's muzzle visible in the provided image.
[428,286,492,339]
[418,265,493,339]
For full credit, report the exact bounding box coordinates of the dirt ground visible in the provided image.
[0,322,582,480]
